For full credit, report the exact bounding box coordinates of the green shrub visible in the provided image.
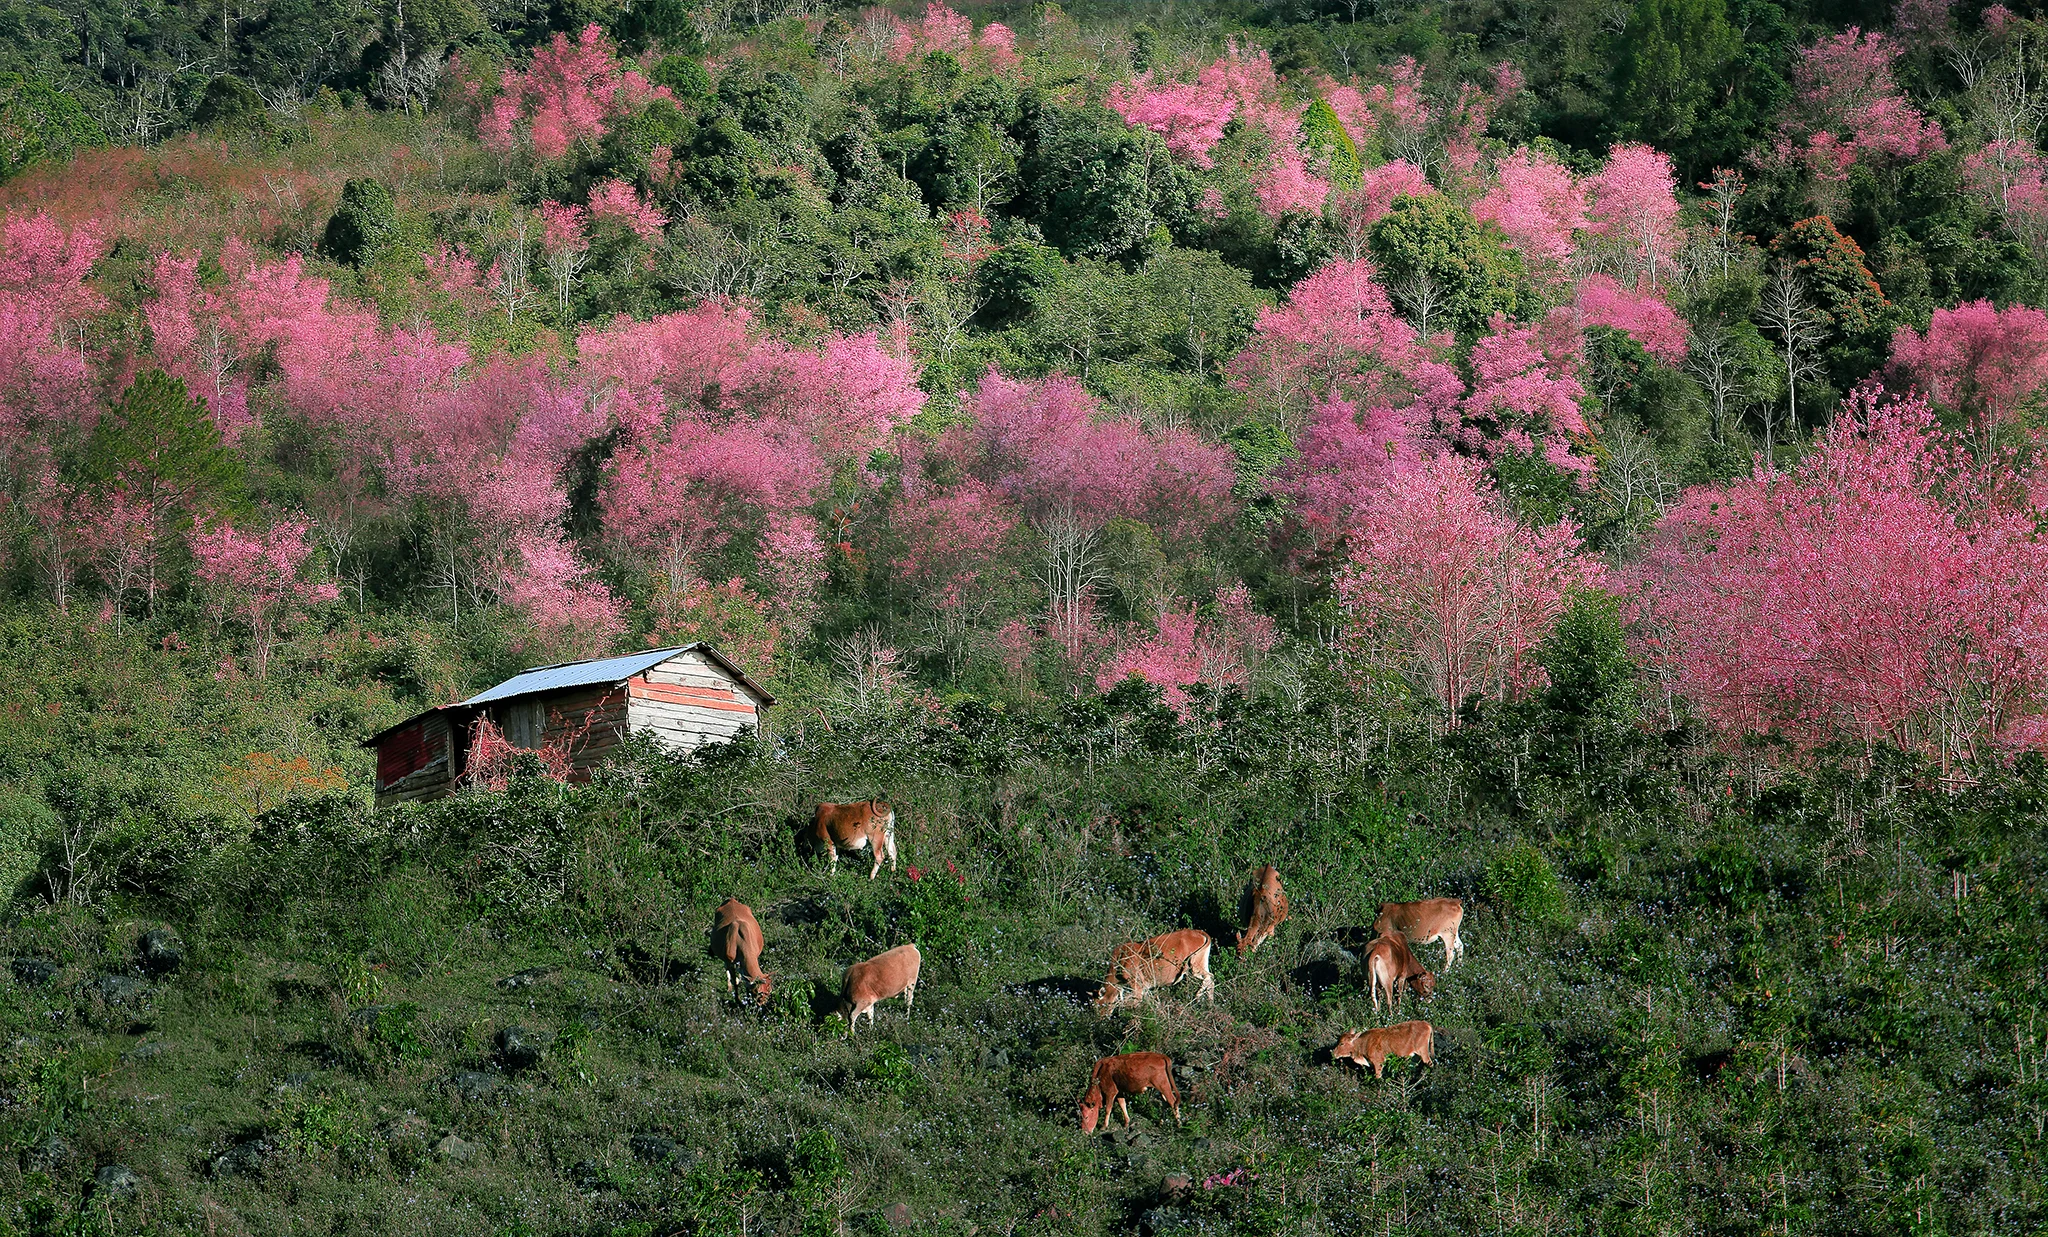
[1486,841,1566,924]
[320,178,397,266]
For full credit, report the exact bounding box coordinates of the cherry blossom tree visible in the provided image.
[540,202,590,324]
[146,251,253,440]
[1228,257,1463,432]
[189,519,340,678]
[1472,147,1585,279]
[479,24,670,161]
[1584,143,1684,287]
[1888,299,2048,437]
[976,22,1019,71]
[1575,276,1689,365]
[1630,388,2048,767]
[588,179,667,241]
[1336,453,1605,720]
[1096,583,1278,715]
[494,529,625,654]
[0,212,104,478]
[1778,28,1947,189]
[1459,315,1595,479]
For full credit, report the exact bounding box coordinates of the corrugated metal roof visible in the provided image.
[462,647,692,707]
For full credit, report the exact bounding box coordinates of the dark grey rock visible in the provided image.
[432,1132,477,1163]
[210,1139,270,1180]
[92,1165,141,1198]
[978,1046,1010,1070]
[571,1159,608,1190]
[29,1134,72,1173]
[90,974,146,1005]
[447,1070,502,1103]
[884,1201,912,1229]
[10,957,57,987]
[347,1004,389,1027]
[123,1040,171,1062]
[138,928,185,976]
[494,1025,551,1071]
[495,967,554,991]
[629,1134,677,1164]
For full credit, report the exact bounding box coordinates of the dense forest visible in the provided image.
[4,0,2048,1232]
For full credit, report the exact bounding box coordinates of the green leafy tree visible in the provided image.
[1368,195,1523,336]
[0,71,106,180]
[320,177,397,267]
[1299,97,1361,190]
[1610,0,1740,171]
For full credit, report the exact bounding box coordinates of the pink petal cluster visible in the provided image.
[587,178,668,241]
[1584,143,1684,286]
[954,370,1235,540]
[1630,388,2048,762]
[1459,315,1593,478]
[1095,584,1278,715]
[1781,28,1946,182]
[190,519,339,677]
[1336,453,1604,717]
[540,201,590,253]
[480,24,671,161]
[1888,299,2048,431]
[0,212,104,459]
[1472,147,1585,275]
[1574,275,1689,364]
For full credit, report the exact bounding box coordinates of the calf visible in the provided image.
[1092,929,1215,1016]
[1333,1021,1435,1079]
[1237,865,1289,958]
[709,898,772,1006]
[809,801,899,879]
[1078,1052,1182,1133]
[836,943,921,1036]
[1363,932,1437,1014]
[1373,897,1466,968]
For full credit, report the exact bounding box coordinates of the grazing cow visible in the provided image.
[1078,1052,1182,1133]
[1093,929,1215,1016]
[709,898,772,1006]
[837,943,922,1035]
[1373,897,1466,968]
[1237,865,1289,957]
[809,801,898,879]
[1363,932,1437,1014]
[1333,1021,1435,1079]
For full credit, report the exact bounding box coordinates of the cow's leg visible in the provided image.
[1118,1097,1132,1129]
[886,828,897,873]
[1371,1052,1384,1079]
[1449,926,1463,967]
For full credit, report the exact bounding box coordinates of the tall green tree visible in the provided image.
[1610,0,1739,166]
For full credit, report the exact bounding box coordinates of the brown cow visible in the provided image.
[709,898,772,1006]
[1237,865,1289,958]
[809,801,898,879]
[1373,897,1466,968]
[836,943,921,1036]
[1078,1052,1182,1133]
[1363,932,1437,1014]
[1093,929,1215,1016]
[1333,1021,1435,1079]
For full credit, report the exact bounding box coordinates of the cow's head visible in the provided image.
[1411,971,1438,1000]
[751,972,774,1006]
[1332,1031,1366,1063]
[1078,1084,1105,1133]
[1090,979,1123,1018]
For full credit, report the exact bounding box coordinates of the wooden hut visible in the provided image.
[365,644,774,807]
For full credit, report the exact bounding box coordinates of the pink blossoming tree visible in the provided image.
[1630,388,2048,767]
[1336,453,1605,721]
[190,519,340,678]
[1888,299,2048,437]
[1095,583,1278,715]
[480,24,669,161]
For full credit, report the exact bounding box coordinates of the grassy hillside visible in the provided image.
[5,626,2045,1235]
